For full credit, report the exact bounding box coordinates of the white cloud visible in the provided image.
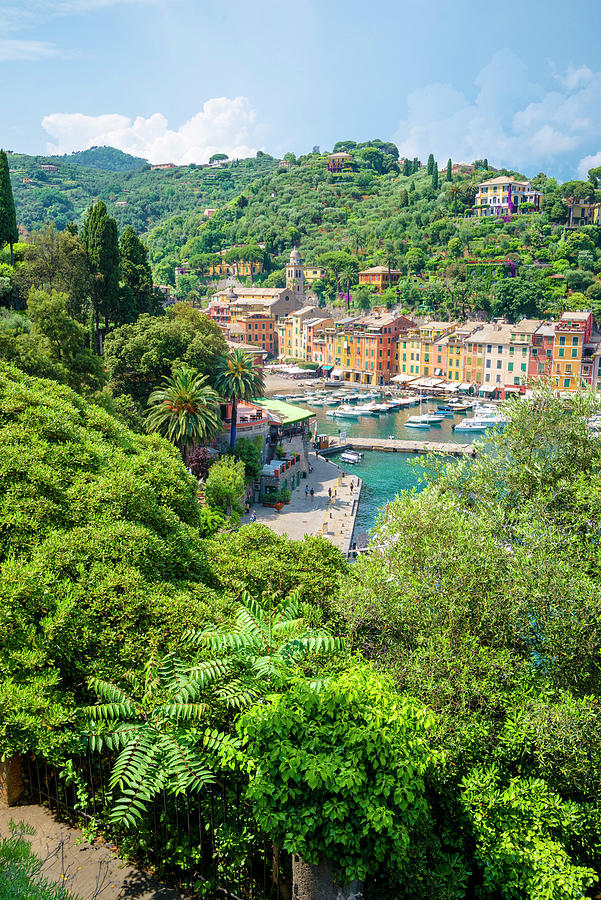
[42,98,262,164]
[0,38,58,60]
[393,50,601,176]
[578,150,601,178]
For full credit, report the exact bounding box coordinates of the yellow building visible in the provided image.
[277,306,319,360]
[208,258,264,278]
[418,321,456,378]
[567,200,601,227]
[552,311,592,391]
[474,176,542,217]
[445,334,465,382]
[304,266,327,285]
[396,331,422,378]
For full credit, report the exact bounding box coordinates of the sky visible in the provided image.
[2,0,601,180]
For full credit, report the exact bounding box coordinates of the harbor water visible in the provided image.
[277,387,476,536]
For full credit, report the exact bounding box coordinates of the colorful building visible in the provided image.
[566,200,601,227]
[276,306,319,360]
[304,266,327,285]
[333,312,415,384]
[528,323,555,379]
[327,152,352,173]
[552,311,593,391]
[418,321,456,379]
[358,266,403,291]
[208,256,263,279]
[474,177,542,217]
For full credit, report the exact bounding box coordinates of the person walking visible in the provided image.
[305,484,310,499]
[328,487,332,502]
[250,510,257,523]
[310,487,314,502]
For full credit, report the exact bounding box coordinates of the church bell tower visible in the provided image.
[286,247,304,298]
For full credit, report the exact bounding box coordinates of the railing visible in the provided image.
[23,754,286,900]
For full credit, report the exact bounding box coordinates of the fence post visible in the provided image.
[0,755,24,806]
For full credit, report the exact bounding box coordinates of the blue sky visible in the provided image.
[2,0,601,179]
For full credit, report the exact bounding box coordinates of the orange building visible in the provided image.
[552,311,593,391]
[229,312,276,355]
[336,312,415,384]
[358,266,403,291]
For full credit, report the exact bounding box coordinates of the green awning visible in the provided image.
[253,397,315,426]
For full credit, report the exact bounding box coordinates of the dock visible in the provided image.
[319,437,474,457]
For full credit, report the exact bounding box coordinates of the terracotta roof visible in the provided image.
[478,176,530,187]
[359,266,402,275]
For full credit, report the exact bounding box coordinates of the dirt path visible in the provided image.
[0,803,186,899]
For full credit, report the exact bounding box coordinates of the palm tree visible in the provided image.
[449,183,462,217]
[214,349,264,449]
[146,366,221,460]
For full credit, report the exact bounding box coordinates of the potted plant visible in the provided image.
[280,487,291,505]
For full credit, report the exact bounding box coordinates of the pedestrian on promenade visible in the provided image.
[305,484,309,499]
[250,510,257,523]
[350,481,354,493]
[328,487,332,501]
[310,487,314,502]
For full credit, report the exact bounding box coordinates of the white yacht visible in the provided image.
[340,450,363,464]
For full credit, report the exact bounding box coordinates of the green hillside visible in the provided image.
[7,142,601,321]
[6,149,278,233]
[49,145,148,171]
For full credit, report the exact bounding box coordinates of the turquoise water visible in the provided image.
[330,449,428,536]
[279,390,475,536]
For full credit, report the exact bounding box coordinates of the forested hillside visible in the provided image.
[7,141,601,322]
[7,148,278,232]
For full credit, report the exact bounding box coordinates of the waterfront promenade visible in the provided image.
[241,453,361,555]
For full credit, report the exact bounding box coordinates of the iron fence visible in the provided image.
[23,753,288,900]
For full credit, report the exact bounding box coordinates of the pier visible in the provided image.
[319,436,475,457]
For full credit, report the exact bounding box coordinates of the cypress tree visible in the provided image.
[402,158,410,177]
[399,189,408,208]
[412,158,419,173]
[82,201,119,350]
[446,158,452,181]
[427,153,435,175]
[0,150,18,267]
[119,225,156,320]
[409,181,416,193]
[432,167,439,191]
[484,158,489,170]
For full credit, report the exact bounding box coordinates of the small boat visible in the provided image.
[327,405,361,418]
[453,415,505,432]
[355,403,380,416]
[405,419,430,429]
[340,450,363,464]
